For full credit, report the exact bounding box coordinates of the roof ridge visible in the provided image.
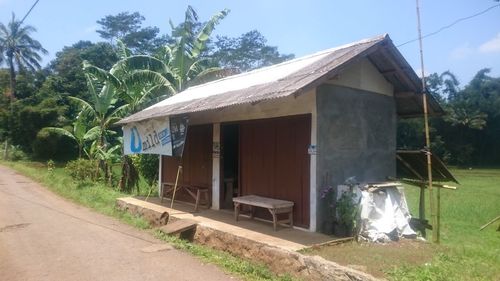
[183,34,388,91]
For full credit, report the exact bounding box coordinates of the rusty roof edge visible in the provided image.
[116,82,296,125]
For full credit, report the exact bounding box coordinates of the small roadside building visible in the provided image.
[118,34,442,233]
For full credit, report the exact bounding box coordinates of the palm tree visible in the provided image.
[0,13,47,97]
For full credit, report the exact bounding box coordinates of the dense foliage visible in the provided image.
[398,69,500,166]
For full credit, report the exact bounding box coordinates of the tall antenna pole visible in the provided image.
[416,0,438,243]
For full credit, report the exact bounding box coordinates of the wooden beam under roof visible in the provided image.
[394,91,417,98]
[378,48,420,93]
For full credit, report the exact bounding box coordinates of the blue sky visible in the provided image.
[1,0,499,85]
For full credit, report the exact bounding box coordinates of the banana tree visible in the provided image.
[108,6,230,94]
[82,57,172,191]
[159,6,229,91]
[95,143,122,186]
[43,117,99,158]
[69,73,128,178]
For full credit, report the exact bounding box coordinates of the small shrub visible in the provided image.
[132,154,159,185]
[8,145,29,161]
[47,159,55,173]
[65,159,97,181]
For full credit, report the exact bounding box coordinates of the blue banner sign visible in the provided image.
[122,116,189,156]
[123,118,172,155]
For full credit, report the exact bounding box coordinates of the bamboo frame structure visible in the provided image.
[416,0,439,243]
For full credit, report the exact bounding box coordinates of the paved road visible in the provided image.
[0,165,236,281]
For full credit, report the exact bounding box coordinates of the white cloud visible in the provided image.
[479,33,500,54]
[450,43,474,60]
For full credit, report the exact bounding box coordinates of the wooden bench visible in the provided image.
[233,195,294,231]
[161,182,210,212]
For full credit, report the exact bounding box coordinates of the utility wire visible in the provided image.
[20,0,40,24]
[398,3,500,47]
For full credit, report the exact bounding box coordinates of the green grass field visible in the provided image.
[392,168,500,281]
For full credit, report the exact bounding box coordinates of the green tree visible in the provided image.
[82,44,174,191]
[210,30,295,72]
[0,13,47,97]
[398,69,500,165]
[158,5,230,91]
[102,6,231,95]
[10,97,68,152]
[43,115,99,158]
[96,12,170,54]
[71,74,125,150]
[39,41,118,102]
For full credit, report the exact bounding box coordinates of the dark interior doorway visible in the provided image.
[221,124,239,209]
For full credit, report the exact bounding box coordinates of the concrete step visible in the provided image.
[159,219,197,235]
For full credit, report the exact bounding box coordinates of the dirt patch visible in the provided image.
[303,239,440,278]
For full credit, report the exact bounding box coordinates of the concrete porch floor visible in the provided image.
[128,196,334,252]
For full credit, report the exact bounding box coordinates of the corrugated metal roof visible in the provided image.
[118,34,442,124]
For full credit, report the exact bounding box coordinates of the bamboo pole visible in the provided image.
[480,216,500,231]
[170,165,183,208]
[419,185,426,237]
[416,0,438,243]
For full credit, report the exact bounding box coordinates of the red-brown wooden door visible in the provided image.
[162,124,213,202]
[239,115,311,228]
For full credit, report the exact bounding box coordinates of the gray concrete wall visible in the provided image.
[316,84,396,233]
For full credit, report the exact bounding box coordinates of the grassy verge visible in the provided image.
[154,230,295,281]
[1,160,296,281]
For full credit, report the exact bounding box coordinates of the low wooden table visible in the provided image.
[161,182,210,212]
[233,195,294,231]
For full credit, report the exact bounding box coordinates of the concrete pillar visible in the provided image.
[212,123,221,210]
[309,91,317,232]
[158,155,162,197]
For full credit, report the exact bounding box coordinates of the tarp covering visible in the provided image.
[359,185,417,242]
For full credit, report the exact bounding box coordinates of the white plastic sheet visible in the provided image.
[359,185,416,242]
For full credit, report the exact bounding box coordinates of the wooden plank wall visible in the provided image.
[162,124,213,203]
[239,114,311,228]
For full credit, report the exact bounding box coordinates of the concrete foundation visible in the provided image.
[116,197,380,281]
